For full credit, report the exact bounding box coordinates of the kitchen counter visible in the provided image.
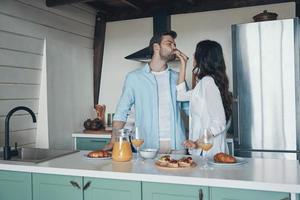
[72,129,112,139]
[72,133,111,139]
[0,151,299,194]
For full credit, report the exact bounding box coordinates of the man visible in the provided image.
[104,31,188,153]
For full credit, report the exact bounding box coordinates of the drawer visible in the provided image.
[76,137,110,150]
[210,187,289,200]
[143,182,209,200]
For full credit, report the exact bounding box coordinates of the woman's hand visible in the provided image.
[175,50,188,68]
[175,50,189,85]
[183,140,196,149]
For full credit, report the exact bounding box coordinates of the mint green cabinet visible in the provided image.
[33,173,82,200]
[76,137,110,150]
[0,170,32,200]
[84,177,141,200]
[210,187,289,200]
[143,182,209,200]
[33,173,141,200]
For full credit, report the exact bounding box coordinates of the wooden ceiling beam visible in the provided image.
[119,0,143,11]
[87,1,116,16]
[46,0,88,7]
[297,0,300,17]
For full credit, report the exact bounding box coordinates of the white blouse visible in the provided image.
[176,76,228,158]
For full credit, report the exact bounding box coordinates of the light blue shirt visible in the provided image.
[114,64,189,150]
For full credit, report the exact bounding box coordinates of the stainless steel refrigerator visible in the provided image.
[232,18,300,160]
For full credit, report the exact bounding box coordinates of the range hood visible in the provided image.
[125,12,171,62]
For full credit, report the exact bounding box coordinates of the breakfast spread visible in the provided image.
[155,155,196,168]
[87,150,112,158]
[213,152,237,163]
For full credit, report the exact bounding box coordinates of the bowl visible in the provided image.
[139,149,158,159]
[253,10,278,22]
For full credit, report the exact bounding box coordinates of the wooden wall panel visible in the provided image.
[0,13,93,49]
[19,0,96,26]
[0,0,96,148]
[0,129,36,146]
[0,84,40,99]
[0,13,45,39]
[0,99,39,116]
[0,114,38,133]
[0,0,94,38]
[0,67,41,84]
[0,49,43,69]
[0,31,44,54]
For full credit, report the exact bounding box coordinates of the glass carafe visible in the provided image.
[112,129,132,162]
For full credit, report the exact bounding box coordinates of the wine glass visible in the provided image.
[197,128,214,169]
[131,127,144,161]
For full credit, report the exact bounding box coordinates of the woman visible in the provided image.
[175,40,232,158]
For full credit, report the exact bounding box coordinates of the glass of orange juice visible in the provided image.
[197,128,214,169]
[131,127,144,160]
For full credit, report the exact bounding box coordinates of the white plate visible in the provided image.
[208,157,247,166]
[84,154,112,160]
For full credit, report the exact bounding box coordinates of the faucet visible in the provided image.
[4,106,36,160]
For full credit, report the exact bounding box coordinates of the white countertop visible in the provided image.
[0,151,299,193]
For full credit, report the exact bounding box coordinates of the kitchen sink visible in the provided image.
[0,147,78,163]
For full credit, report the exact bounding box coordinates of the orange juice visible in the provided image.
[131,139,144,148]
[198,143,213,151]
[112,141,132,162]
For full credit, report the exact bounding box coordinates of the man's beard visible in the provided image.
[160,51,176,61]
[167,54,176,61]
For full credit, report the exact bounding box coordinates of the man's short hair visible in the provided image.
[149,30,177,57]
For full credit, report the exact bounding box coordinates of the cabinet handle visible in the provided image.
[90,140,102,143]
[198,189,203,200]
[280,194,291,200]
[233,96,241,145]
[70,181,81,189]
[83,181,92,190]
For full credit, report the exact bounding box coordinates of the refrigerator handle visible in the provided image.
[233,96,241,145]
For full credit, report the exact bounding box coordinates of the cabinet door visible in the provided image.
[143,182,209,200]
[33,173,82,200]
[84,177,141,200]
[211,187,289,200]
[76,137,110,150]
[0,170,32,200]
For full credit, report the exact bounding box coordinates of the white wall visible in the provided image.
[0,0,96,149]
[100,2,295,113]
[172,2,295,90]
[100,18,153,113]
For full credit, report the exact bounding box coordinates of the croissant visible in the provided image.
[214,152,236,163]
[87,150,111,158]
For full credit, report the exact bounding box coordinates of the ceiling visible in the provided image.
[46,0,294,22]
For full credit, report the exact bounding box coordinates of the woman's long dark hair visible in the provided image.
[192,40,232,121]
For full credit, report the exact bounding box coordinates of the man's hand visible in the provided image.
[102,142,114,151]
[102,120,126,151]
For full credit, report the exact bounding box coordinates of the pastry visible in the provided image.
[167,159,179,168]
[87,150,111,158]
[157,155,171,166]
[214,152,236,163]
[156,155,195,168]
[178,157,193,167]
